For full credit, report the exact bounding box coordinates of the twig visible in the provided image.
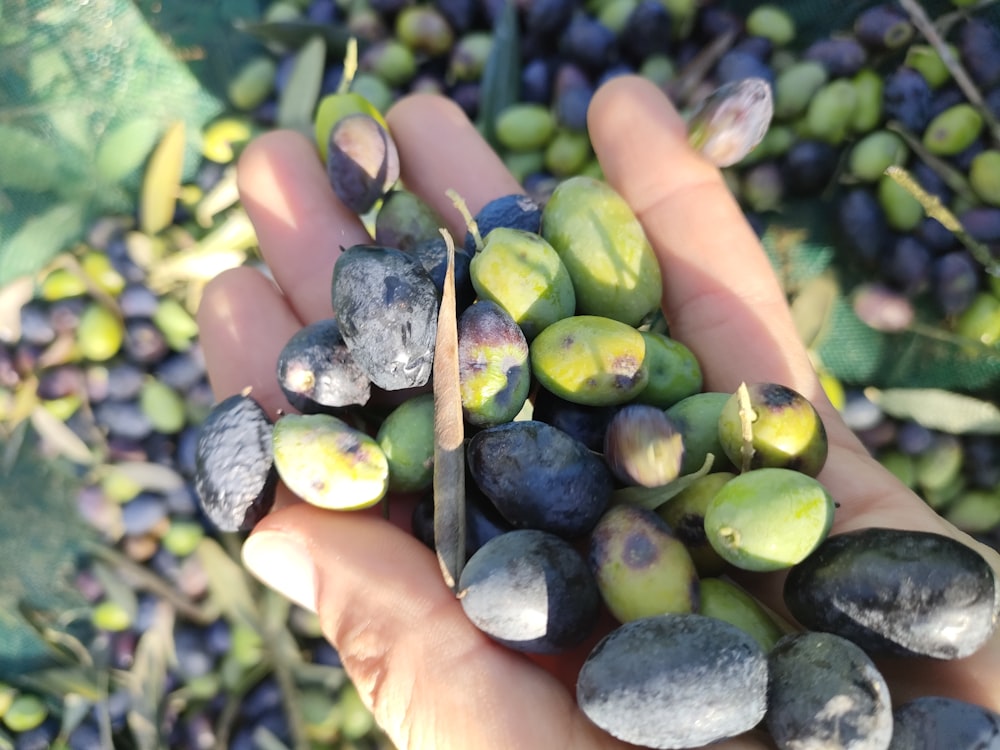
[884,165,1000,275]
[897,0,1000,146]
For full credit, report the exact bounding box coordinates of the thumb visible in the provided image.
[241,499,637,750]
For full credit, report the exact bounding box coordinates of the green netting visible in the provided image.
[2,0,999,397]
[0,0,262,287]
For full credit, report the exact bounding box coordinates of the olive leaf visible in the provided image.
[0,203,87,288]
[864,387,1000,435]
[476,0,520,151]
[432,226,466,592]
[95,116,163,184]
[612,454,715,511]
[790,272,839,351]
[277,35,327,135]
[195,537,260,630]
[126,600,174,750]
[139,120,186,236]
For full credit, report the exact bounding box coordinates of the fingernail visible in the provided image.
[242,530,317,612]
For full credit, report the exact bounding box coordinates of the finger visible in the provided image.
[587,77,1000,710]
[196,264,299,418]
[588,76,823,406]
[242,503,772,750]
[236,130,370,325]
[386,94,523,241]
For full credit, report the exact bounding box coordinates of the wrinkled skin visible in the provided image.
[197,76,1000,750]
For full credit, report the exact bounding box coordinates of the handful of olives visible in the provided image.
[194,89,1000,750]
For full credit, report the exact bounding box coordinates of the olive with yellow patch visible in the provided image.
[632,331,703,408]
[656,472,735,576]
[458,300,531,427]
[273,413,388,510]
[718,382,828,476]
[704,468,836,572]
[530,315,649,406]
[540,176,663,327]
[588,504,700,623]
[699,577,788,652]
[469,227,576,340]
[604,405,685,488]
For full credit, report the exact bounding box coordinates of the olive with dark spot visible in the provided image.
[718,382,828,476]
[588,504,699,623]
[530,315,649,406]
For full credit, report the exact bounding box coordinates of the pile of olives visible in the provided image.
[195,92,1000,749]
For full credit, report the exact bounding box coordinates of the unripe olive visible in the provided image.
[923,104,984,156]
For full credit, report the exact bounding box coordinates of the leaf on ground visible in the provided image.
[140,121,186,235]
[195,537,259,630]
[13,667,104,703]
[127,600,174,750]
[865,387,1000,434]
[277,35,327,135]
[612,454,715,511]
[790,272,839,351]
[96,117,163,184]
[476,0,520,150]
[0,439,92,675]
[0,203,87,288]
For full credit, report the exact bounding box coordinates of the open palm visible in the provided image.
[196,76,1000,750]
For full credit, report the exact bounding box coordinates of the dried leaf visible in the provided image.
[433,227,466,592]
[102,461,186,494]
[59,693,97,742]
[277,35,327,134]
[612,454,715,511]
[29,405,96,465]
[90,560,139,626]
[864,387,1000,435]
[14,667,104,702]
[195,537,259,630]
[0,276,35,343]
[790,272,838,350]
[140,121,186,235]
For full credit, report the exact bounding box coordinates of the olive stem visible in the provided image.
[336,37,359,96]
[897,0,1000,146]
[883,165,999,275]
[736,382,756,474]
[445,188,484,251]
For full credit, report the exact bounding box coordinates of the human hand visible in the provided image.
[196,75,1000,749]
